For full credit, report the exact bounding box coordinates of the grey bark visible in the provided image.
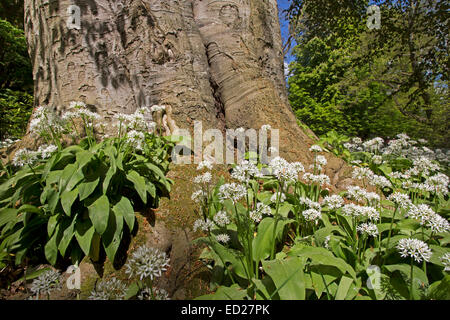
[24,0,321,164]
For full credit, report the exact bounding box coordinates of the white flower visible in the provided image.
[197,160,213,171]
[302,209,322,222]
[213,211,230,227]
[324,235,331,249]
[231,160,262,183]
[372,155,383,165]
[125,246,170,281]
[218,183,247,203]
[365,192,380,204]
[302,173,330,186]
[69,101,86,109]
[369,175,391,188]
[352,167,374,180]
[387,192,412,210]
[322,195,344,210]
[193,219,215,232]
[194,172,212,184]
[426,213,450,233]
[315,155,327,166]
[261,124,271,131]
[89,277,127,300]
[250,202,272,222]
[12,148,37,167]
[269,156,304,183]
[37,144,58,159]
[191,190,208,203]
[341,204,379,221]
[270,192,286,203]
[309,145,323,152]
[126,130,145,150]
[397,238,432,263]
[357,223,379,237]
[346,186,368,202]
[216,233,230,244]
[299,197,321,211]
[440,253,450,272]
[425,173,449,194]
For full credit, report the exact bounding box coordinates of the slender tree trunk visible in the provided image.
[23,0,350,187]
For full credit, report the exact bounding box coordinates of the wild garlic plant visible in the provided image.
[193,135,449,300]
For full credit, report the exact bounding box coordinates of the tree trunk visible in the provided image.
[23,0,350,187]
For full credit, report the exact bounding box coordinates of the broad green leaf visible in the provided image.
[102,166,116,194]
[45,227,60,265]
[102,210,123,262]
[428,275,450,300]
[262,257,306,300]
[0,208,17,228]
[112,197,135,231]
[335,276,353,300]
[78,178,100,201]
[61,188,78,216]
[88,195,110,235]
[58,216,77,256]
[75,219,95,256]
[384,264,429,287]
[59,163,77,192]
[126,170,147,204]
[47,215,58,237]
[253,217,292,263]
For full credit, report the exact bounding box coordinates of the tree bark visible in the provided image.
[23,0,349,180]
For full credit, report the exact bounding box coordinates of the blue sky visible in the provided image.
[277,0,295,63]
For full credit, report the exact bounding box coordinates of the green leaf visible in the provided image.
[0,208,17,228]
[102,166,116,194]
[126,170,147,204]
[59,163,77,192]
[47,215,58,237]
[78,178,99,201]
[335,275,353,300]
[45,228,60,265]
[61,188,78,216]
[384,264,429,287]
[262,257,306,300]
[428,275,450,300]
[88,195,110,235]
[102,210,123,263]
[58,216,77,256]
[253,217,292,263]
[75,219,95,256]
[112,197,135,231]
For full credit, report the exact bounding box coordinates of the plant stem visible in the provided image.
[410,259,414,300]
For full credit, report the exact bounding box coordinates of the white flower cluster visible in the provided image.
[231,160,262,183]
[249,202,272,223]
[309,145,323,152]
[191,190,208,203]
[194,172,212,184]
[406,204,450,233]
[369,174,391,188]
[299,197,321,211]
[387,192,412,209]
[125,246,170,281]
[89,277,127,300]
[114,107,155,133]
[346,186,379,204]
[269,157,304,183]
[357,222,379,237]
[216,233,231,244]
[30,270,61,298]
[193,218,215,232]
[197,160,213,171]
[270,192,286,203]
[30,106,64,136]
[302,209,322,222]
[321,195,344,210]
[397,238,432,263]
[440,253,450,272]
[218,183,247,203]
[213,211,230,227]
[341,204,379,221]
[352,167,374,181]
[302,173,330,186]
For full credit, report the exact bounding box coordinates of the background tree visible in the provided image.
[286,0,449,147]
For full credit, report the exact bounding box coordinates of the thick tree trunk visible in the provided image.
[23,0,349,185]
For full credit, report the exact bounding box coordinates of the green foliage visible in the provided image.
[0,18,33,140]
[287,0,449,147]
[0,89,33,139]
[192,143,449,300]
[0,106,174,269]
